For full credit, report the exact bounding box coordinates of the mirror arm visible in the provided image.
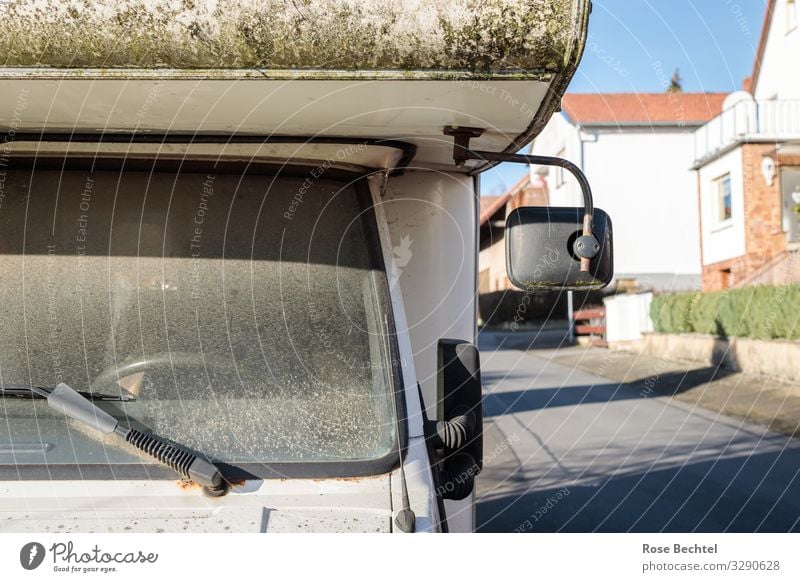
[444,126,598,272]
[424,406,476,451]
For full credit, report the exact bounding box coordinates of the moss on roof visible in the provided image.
[0,0,579,73]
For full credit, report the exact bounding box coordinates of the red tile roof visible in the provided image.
[561,93,728,126]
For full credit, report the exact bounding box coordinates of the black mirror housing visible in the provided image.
[429,339,483,501]
[505,206,614,291]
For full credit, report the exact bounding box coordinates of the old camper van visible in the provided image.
[0,0,602,532]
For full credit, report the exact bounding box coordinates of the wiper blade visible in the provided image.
[35,382,225,494]
[0,384,135,402]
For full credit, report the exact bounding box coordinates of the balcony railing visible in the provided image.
[694,99,800,164]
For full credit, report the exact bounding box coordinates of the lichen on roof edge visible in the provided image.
[0,0,580,72]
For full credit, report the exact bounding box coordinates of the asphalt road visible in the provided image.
[475,333,800,532]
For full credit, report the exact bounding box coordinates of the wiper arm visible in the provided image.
[0,384,135,402]
[22,382,226,495]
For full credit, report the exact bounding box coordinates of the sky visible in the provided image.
[481,0,769,196]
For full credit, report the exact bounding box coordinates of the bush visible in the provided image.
[688,291,720,335]
[650,284,800,341]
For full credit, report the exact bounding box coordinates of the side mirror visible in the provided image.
[437,132,609,290]
[505,206,613,290]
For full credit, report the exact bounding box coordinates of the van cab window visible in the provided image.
[0,166,397,475]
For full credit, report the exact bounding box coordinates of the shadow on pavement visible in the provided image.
[478,329,572,351]
[477,448,800,532]
[483,366,737,417]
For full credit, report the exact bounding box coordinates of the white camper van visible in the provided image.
[0,0,601,532]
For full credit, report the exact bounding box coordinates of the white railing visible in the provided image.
[694,99,800,163]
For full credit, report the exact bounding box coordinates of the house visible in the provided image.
[693,0,800,291]
[478,172,549,295]
[530,91,726,292]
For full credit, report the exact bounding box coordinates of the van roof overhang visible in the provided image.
[0,0,591,173]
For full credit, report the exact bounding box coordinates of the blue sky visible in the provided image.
[481,0,768,196]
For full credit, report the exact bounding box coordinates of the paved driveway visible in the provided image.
[476,333,800,532]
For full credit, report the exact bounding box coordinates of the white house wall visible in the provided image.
[584,130,701,281]
[754,0,800,100]
[531,113,584,208]
[698,148,746,265]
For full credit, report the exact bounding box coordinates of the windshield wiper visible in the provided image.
[7,382,226,495]
[0,384,136,402]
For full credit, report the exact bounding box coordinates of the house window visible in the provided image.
[555,148,566,188]
[789,0,798,33]
[716,174,733,223]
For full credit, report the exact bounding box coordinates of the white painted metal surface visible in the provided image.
[0,75,551,172]
[380,171,478,532]
[368,173,440,531]
[0,478,394,533]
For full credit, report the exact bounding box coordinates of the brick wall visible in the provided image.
[701,257,744,291]
[702,144,793,291]
[741,144,786,277]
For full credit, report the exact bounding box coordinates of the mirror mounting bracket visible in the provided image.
[443,126,598,272]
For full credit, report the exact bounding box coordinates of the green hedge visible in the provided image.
[650,284,800,340]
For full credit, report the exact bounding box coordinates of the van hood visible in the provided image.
[0,477,393,533]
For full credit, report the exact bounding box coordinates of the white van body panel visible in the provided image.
[0,74,552,172]
[0,478,394,533]
[381,171,479,532]
[368,173,441,531]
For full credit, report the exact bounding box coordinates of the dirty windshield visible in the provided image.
[0,166,396,471]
